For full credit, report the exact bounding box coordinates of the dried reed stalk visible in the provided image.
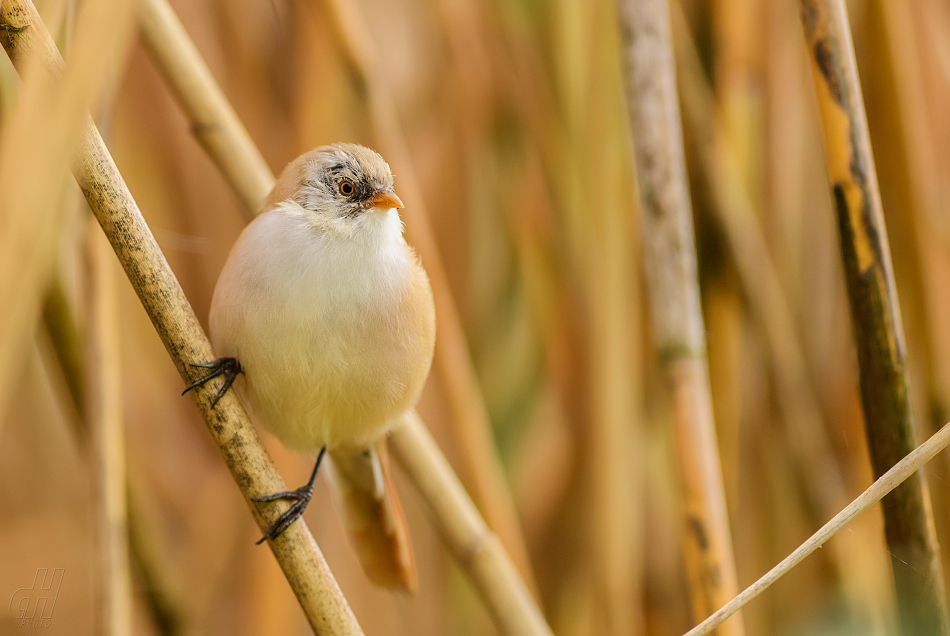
[0,0,110,426]
[0,3,363,633]
[44,259,187,635]
[864,0,946,430]
[799,1,950,632]
[134,1,551,632]
[135,0,271,217]
[87,219,133,636]
[669,5,889,629]
[319,0,538,592]
[616,0,744,634]
[43,274,86,424]
[682,418,950,636]
[390,411,553,636]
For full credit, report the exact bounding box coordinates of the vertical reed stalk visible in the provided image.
[799,1,950,633]
[864,0,945,430]
[0,0,108,424]
[580,2,642,633]
[133,1,551,632]
[0,3,363,633]
[87,218,133,636]
[43,271,86,424]
[616,0,744,633]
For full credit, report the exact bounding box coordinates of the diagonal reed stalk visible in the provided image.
[615,0,744,634]
[0,2,363,633]
[134,0,551,633]
[799,1,950,633]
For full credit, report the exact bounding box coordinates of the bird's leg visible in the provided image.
[252,446,327,544]
[181,357,243,408]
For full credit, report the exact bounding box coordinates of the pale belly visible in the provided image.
[209,211,435,454]
[238,300,425,452]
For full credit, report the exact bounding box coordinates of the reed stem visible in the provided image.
[799,1,950,632]
[135,0,272,217]
[616,0,744,633]
[87,218,133,636]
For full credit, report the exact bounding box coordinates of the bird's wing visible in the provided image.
[325,438,417,592]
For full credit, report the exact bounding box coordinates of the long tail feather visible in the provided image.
[325,438,417,592]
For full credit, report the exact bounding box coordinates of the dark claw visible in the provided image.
[182,357,242,408]
[253,447,326,544]
[254,498,310,545]
[252,489,305,503]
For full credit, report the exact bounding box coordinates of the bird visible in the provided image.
[184,143,436,592]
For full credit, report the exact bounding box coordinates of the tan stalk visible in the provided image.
[682,419,950,636]
[0,0,117,423]
[0,3,363,633]
[43,274,86,424]
[615,0,744,634]
[134,0,271,217]
[799,1,950,633]
[864,0,946,431]
[133,0,551,632]
[87,218,133,636]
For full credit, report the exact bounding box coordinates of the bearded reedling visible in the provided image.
[185,144,435,591]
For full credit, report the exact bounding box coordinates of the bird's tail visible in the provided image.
[325,438,417,592]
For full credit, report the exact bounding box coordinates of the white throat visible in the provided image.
[272,202,411,305]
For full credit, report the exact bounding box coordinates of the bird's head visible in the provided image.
[265,144,404,227]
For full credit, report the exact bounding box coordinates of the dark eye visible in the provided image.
[339,180,354,196]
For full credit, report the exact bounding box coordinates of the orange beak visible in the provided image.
[367,191,404,210]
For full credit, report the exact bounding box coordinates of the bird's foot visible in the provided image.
[181,357,243,408]
[252,447,326,544]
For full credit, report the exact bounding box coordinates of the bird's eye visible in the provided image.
[339,180,354,196]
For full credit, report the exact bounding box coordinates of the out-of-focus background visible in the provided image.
[3,0,950,634]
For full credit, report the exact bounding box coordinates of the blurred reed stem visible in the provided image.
[86,217,133,636]
[799,1,950,633]
[863,0,946,430]
[0,3,363,633]
[319,0,539,593]
[581,2,643,634]
[670,4,890,631]
[616,0,744,634]
[134,1,551,632]
[0,0,88,427]
[863,0,950,607]
[40,234,188,635]
[135,0,271,218]
[684,417,950,636]
[43,268,86,425]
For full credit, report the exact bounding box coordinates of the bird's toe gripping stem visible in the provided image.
[182,356,243,408]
